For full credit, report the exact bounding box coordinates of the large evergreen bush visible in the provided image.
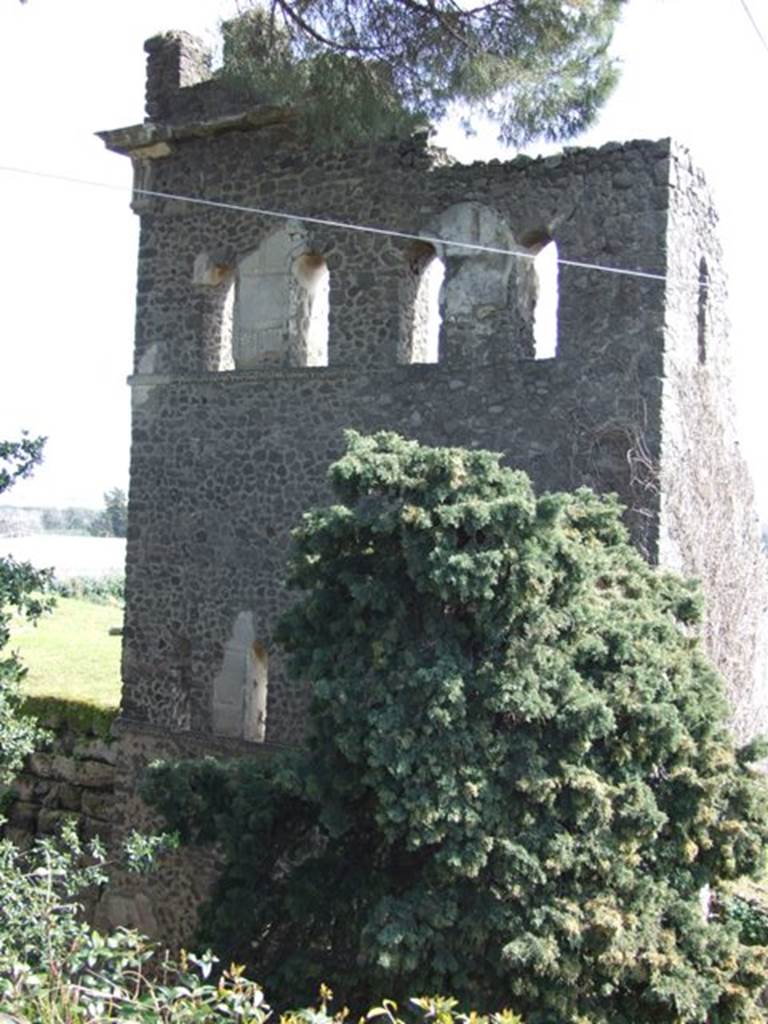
[145,432,768,1023]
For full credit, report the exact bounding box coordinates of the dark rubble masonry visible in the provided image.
[87,28,764,943]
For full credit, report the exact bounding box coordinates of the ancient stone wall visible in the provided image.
[87,26,768,943]
[99,32,692,751]
[122,358,663,745]
[120,130,670,379]
[659,146,768,739]
[2,722,116,850]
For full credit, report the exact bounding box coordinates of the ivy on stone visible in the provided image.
[145,431,768,1023]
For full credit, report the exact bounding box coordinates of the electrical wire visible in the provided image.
[738,0,768,55]
[0,162,679,286]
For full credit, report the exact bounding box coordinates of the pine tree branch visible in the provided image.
[272,0,382,54]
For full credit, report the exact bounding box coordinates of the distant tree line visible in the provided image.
[0,488,127,539]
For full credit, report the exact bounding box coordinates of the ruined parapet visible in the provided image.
[145,32,211,121]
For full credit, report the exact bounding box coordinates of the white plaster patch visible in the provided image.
[212,611,268,741]
[233,223,306,368]
[131,384,155,409]
[138,343,158,375]
[411,254,444,364]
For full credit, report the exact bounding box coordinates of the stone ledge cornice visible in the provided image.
[97,106,297,158]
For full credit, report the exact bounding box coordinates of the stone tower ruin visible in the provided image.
[98,32,764,934]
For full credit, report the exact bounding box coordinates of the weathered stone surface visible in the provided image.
[27,752,56,779]
[74,738,118,766]
[8,800,37,830]
[81,789,115,820]
[3,826,33,850]
[94,30,762,751]
[81,817,112,844]
[1,726,118,850]
[78,761,116,790]
[49,783,84,812]
[10,773,37,802]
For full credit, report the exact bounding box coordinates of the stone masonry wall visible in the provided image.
[2,722,116,850]
[96,26,764,754]
[99,46,680,750]
[659,145,768,739]
[124,131,670,378]
[124,357,663,745]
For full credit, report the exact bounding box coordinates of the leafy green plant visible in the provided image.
[145,432,768,1023]
[21,694,118,739]
[0,820,270,1022]
[0,434,54,788]
[0,819,528,1023]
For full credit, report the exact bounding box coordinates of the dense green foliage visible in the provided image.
[0,821,270,1022]
[146,432,768,1022]
[719,888,768,948]
[0,435,54,787]
[222,1,625,146]
[21,694,118,739]
[0,821,526,1024]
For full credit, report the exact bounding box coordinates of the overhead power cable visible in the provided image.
[0,162,686,287]
[738,0,768,54]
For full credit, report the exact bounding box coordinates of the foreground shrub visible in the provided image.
[145,432,768,1023]
[0,821,271,1022]
[0,821,525,1024]
[0,434,54,788]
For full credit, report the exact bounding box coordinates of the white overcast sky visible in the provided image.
[0,0,766,515]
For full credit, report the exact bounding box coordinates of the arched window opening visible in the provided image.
[244,641,268,742]
[212,612,268,742]
[403,241,444,364]
[697,256,709,366]
[218,282,235,370]
[520,231,559,360]
[232,224,329,369]
[293,252,329,367]
[420,202,532,363]
[193,252,235,370]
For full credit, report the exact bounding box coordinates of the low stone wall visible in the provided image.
[2,711,117,850]
[2,709,233,944]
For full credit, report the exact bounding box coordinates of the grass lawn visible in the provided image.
[11,597,123,710]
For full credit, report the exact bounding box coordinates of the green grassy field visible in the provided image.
[11,597,123,710]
